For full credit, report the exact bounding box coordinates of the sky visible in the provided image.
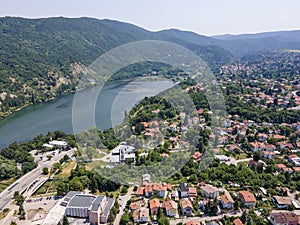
[1,0,300,36]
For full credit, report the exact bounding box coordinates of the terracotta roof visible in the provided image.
[130,202,141,211]
[276,164,286,169]
[149,198,160,209]
[274,134,286,140]
[233,218,244,225]
[186,221,201,225]
[220,193,233,204]
[135,187,145,196]
[181,198,192,209]
[145,185,153,193]
[162,198,177,211]
[293,167,300,172]
[192,151,202,160]
[239,191,256,203]
[189,187,197,196]
[271,212,298,224]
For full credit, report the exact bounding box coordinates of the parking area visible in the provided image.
[24,196,58,212]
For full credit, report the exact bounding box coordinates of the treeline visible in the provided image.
[55,165,120,196]
[0,130,75,181]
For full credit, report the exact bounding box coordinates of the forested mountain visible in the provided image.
[0,16,300,118]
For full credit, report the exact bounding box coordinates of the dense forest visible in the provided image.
[0,17,235,119]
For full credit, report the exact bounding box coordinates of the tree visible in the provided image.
[15,193,25,206]
[120,213,130,225]
[253,151,261,162]
[62,216,69,225]
[234,200,241,210]
[69,177,84,191]
[18,205,26,220]
[241,210,248,223]
[56,180,69,196]
[158,216,170,225]
[10,222,17,225]
[42,167,49,175]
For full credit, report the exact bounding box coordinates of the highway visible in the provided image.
[0,149,74,211]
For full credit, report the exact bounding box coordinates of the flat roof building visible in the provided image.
[65,192,115,224]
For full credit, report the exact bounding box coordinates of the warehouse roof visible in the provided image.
[68,194,96,208]
[91,195,105,212]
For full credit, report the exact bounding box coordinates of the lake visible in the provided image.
[0,78,175,148]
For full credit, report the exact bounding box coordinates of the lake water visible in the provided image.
[0,78,175,148]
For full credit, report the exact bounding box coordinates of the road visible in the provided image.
[113,187,134,225]
[0,149,74,211]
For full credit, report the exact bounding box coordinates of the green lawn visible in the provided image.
[0,178,16,193]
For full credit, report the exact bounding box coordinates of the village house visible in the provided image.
[200,185,219,199]
[192,151,203,162]
[133,208,149,224]
[186,221,201,225]
[189,187,198,198]
[272,196,292,209]
[180,198,193,216]
[258,133,268,142]
[130,201,141,211]
[270,212,298,225]
[162,198,177,217]
[219,192,234,209]
[233,218,244,225]
[149,198,160,215]
[179,183,189,198]
[238,191,256,207]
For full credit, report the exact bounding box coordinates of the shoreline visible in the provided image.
[0,76,173,122]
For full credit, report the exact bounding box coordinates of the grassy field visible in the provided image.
[34,180,56,196]
[0,178,16,193]
[0,208,11,220]
[54,160,76,179]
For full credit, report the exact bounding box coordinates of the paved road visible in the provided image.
[0,149,74,211]
[114,187,134,225]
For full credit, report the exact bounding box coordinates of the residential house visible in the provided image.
[179,183,189,198]
[264,144,276,152]
[219,193,234,209]
[152,183,167,198]
[192,152,202,162]
[162,199,177,217]
[233,218,244,225]
[272,196,292,209]
[130,201,141,211]
[149,198,160,215]
[135,187,145,196]
[270,212,298,225]
[145,185,153,198]
[186,221,201,225]
[181,198,193,216]
[200,185,219,199]
[263,151,276,159]
[133,208,149,224]
[189,187,198,198]
[258,133,268,142]
[250,142,263,152]
[239,191,256,207]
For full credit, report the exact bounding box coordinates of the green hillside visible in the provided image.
[0,17,234,118]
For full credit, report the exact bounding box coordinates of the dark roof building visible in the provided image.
[64,192,115,224]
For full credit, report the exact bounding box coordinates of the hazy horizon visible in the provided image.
[1,0,300,36]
